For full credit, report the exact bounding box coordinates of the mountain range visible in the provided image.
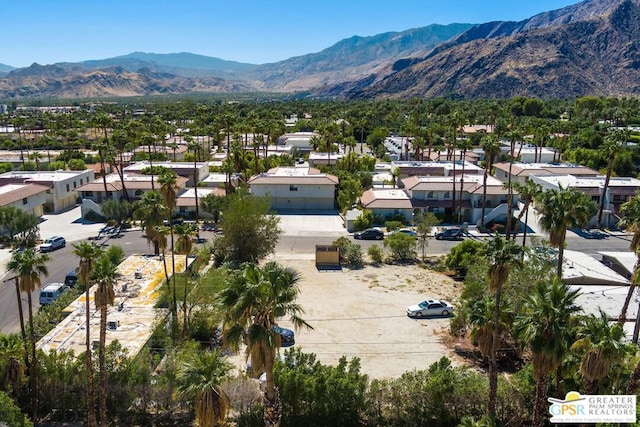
[0,0,637,100]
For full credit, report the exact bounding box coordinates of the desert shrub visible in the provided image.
[383,232,416,262]
[354,209,374,231]
[364,357,486,427]
[444,239,484,277]
[384,220,403,231]
[0,390,32,427]
[332,236,363,268]
[367,244,383,264]
[275,348,368,427]
[342,243,364,268]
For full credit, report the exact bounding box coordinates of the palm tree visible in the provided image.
[504,129,522,239]
[480,135,501,228]
[570,310,628,395]
[72,242,104,427]
[7,248,49,422]
[91,256,119,427]
[597,129,624,229]
[514,279,581,427]
[483,235,524,419]
[218,262,312,427]
[187,139,201,232]
[0,334,25,401]
[617,192,640,328]
[175,223,196,334]
[536,186,598,278]
[175,349,232,427]
[134,191,168,255]
[512,179,542,245]
[158,171,180,326]
[154,224,178,335]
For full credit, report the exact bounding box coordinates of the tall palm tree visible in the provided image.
[175,223,196,334]
[536,186,598,278]
[72,242,104,427]
[504,129,522,239]
[91,256,119,427]
[512,179,542,245]
[176,349,232,427]
[7,248,49,422]
[218,262,312,427]
[480,135,501,228]
[158,171,180,324]
[187,139,201,232]
[134,190,168,255]
[483,235,524,420]
[154,224,178,335]
[570,310,628,395]
[514,279,581,427]
[597,129,624,229]
[617,192,640,328]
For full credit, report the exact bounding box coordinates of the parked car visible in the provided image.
[435,228,463,240]
[274,325,295,347]
[406,299,454,318]
[39,236,66,252]
[354,227,384,240]
[64,269,78,287]
[391,228,417,237]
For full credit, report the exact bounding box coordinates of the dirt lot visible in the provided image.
[270,255,463,379]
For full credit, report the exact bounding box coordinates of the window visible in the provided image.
[134,189,144,196]
[427,191,434,199]
[46,189,51,194]
[66,184,69,192]
[73,182,77,189]
[180,207,187,213]
[289,185,298,192]
[443,192,450,199]
[85,191,93,197]
[23,198,28,205]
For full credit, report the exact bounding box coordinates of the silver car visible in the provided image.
[406,299,454,318]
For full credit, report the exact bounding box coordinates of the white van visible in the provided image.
[39,283,69,305]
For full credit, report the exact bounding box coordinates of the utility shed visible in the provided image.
[315,245,340,269]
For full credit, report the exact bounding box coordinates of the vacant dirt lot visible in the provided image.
[270,255,463,379]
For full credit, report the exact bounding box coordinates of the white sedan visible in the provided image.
[406,299,454,318]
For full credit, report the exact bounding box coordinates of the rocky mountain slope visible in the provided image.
[0,65,253,99]
[0,23,470,99]
[340,0,640,99]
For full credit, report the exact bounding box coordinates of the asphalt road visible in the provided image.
[0,227,634,334]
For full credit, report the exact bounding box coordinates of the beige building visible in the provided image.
[359,188,413,223]
[248,166,338,211]
[493,162,599,186]
[0,169,95,213]
[0,183,48,217]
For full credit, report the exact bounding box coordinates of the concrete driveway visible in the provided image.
[277,212,347,237]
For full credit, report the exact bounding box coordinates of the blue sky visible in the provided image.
[3,0,581,67]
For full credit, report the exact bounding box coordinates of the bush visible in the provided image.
[332,237,363,268]
[342,243,364,268]
[0,390,32,427]
[367,245,383,264]
[275,348,368,427]
[383,232,416,262]
[354,209,374,231]
[444,239,484,278]
[384,220,403,231]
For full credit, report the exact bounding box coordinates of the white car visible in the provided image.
[406,299,454,318]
